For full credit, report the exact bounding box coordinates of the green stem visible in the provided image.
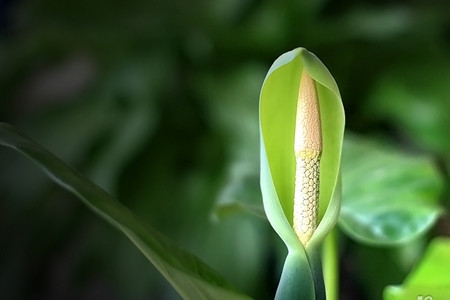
[323,229,339,300]
[276,251,315,300]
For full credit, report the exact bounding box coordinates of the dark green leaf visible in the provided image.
[384,237,450,300]
[0,123,251,300]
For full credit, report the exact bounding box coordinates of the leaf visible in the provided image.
[195,65,266,221]
[384,237,450,300]
[259,48,345,299]
[213,170,266,220]
[366,60,450,161]
[0,122,251,300]
[351,237,427,300]
[340,134,443,246]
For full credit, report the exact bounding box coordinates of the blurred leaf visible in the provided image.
[198,64,263,159]
[340,134,443,246]
[193,65,273,297]
[198,215,270,299]
[384,237,450,300]
[87,99,155,192]
[343,5,414,41]
[0,123,251,300]
[214,168,265,220]
[196,64,265,221]
[259,48,344,299]
[354,237,427,300]
[367,60,450,160]
[86,59,163,192]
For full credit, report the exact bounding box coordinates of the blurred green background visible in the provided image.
[1,0,449,299]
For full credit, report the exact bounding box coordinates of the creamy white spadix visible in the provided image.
[293,70,322,246]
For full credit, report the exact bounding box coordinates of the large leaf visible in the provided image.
[259,48,345,299]
[384,237,450,300]
[196,64,266,221]
[0,122,251,300]
[366,60,450,161]
[340,134,443,246]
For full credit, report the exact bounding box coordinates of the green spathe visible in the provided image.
[259,48,344,299]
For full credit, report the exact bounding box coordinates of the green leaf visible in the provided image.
[259,48,345,299]
[0,123,251,300]
[366,60,450,160]
[213,170,266,220]
[340,134,443,246]
[384,237,450,300]
[352,237,427,300]
[196,65,266,221]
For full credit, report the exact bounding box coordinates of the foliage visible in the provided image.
[384,237,450,300]
[340,134,443,246]
[0,123,252,300]
[1,0,449,299]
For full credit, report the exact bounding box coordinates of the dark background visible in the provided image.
[1,0,449,299]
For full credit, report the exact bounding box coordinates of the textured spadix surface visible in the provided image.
[293,70,322,246]
[259,48,344,299]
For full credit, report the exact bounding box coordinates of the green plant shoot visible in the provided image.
[259,48,345,299]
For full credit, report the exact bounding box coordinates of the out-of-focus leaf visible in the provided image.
[340,134,443,246]
[354,237,427,300]
[214,168,265,220]
[193,65,276,297]
[86,59,162,192]
[366,60,450,161]
[0,123,251,300]
[384,237,450,300]
[196,65,265,221]
[260,48,345,299]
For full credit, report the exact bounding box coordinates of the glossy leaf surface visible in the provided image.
[340,135,443,246]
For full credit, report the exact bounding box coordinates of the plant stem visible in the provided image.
[323,229,338,300]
